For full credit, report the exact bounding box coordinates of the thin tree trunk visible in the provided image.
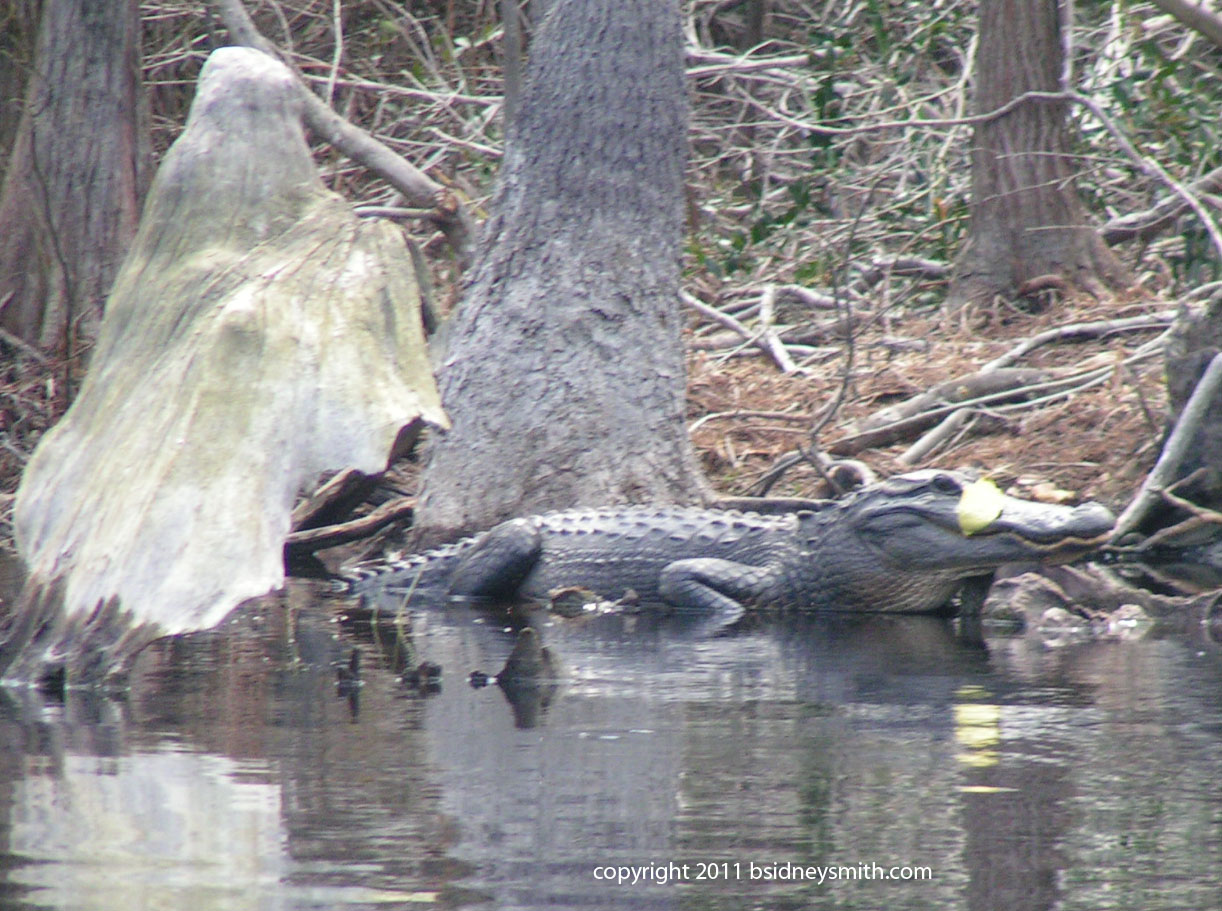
[0,0,147,350]
[0,1,40,162]
[948,0,1128,311]
[412,0,708,544]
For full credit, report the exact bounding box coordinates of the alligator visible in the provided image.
[341,470,1115,624]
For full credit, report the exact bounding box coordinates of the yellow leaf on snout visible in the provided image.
[956,478,1005,535]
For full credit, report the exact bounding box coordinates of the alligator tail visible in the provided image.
[337,539,475,595]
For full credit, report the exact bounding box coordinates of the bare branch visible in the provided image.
[1113,352,1222,540]
[1148,0,1222,50]
[980,311,1176,373]
[1102,164,1222,244]
[209,0,476,268]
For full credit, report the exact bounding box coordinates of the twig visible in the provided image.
[808,178,872,444]
[831,341,1163,456]
[1066,90,1222,261]
[756,284,801,374]
[0,326,50,366]
[354,205,432,220]
[1148,0,1222,50]
[854,367,1050,438]
[286,497,417,553]
[1117,471,1222,550]
[689,409,812,434]
[980,311,1175,373]
[1187,280,1222,301]
[681,290,799,374]
[685,49,813,78]
[1112,351,1222,540]
[849,256,949,296]
[1102,164,1222,245]
[1158,475,1222,523]
[324,0,343,107]
[747,450,805,497]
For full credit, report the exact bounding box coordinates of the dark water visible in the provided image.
[1,581,1221,911]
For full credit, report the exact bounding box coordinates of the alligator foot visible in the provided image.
[658,557,777,629]
[447,518,543,600]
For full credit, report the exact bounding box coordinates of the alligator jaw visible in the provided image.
[856,482,1116,572]
[981,498,1116,559]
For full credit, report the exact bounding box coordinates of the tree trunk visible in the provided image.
[0,1,40,162]
[412,0,708,544]
[0,0,147,350]
[947,0,1128,311]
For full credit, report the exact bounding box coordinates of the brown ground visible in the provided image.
[0,291,1168,552]
[686,292,1168,512]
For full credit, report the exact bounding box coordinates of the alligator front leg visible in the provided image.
[447,518,543,600]
[658,558,778,628]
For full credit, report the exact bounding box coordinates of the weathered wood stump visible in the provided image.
[1162,299,1222,509]
[0,47,445,686]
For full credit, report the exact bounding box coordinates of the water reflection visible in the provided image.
[0,582,1220,910]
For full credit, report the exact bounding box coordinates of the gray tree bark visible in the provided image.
[0,0,148,349]
[412,0,708,544]
[0,1,39,161]
[947,0,1128,311]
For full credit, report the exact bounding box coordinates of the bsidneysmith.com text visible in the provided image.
[593,860,934,887]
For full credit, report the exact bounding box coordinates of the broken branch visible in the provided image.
[211,0,476,268]
[286,496,417,553]
[1113,351,1222,540]
[980,312,1175,373]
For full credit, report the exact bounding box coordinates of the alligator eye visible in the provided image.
[931,473,961,495]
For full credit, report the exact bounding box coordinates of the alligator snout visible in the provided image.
[1068,501,1116,535]
[1003,498,1115,544]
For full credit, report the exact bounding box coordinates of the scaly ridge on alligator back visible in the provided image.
[341,505,796,595]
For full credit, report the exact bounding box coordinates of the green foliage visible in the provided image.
[139,1,1220,304]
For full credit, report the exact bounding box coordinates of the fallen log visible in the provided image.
[0,48,446,687]
[829,367,1049,455]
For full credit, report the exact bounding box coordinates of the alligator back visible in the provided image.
[344,506,804,603]
[517,506,800,602]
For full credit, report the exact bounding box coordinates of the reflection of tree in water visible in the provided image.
[0,583,474,907]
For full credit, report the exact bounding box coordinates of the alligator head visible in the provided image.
[803,469,1116,612]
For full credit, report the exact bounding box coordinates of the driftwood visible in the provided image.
[829,368,1049,455]
[825,313,1174,459]
[286,496,417,553]
[1113,351,1222,540]
[1,48,446,686]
